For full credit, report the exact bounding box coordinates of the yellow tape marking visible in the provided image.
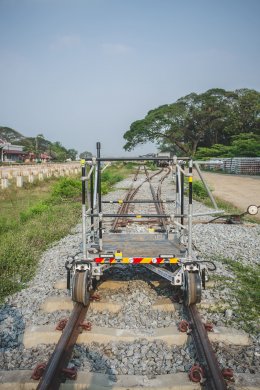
[169,258,179,263]
[118,200,123,204]
[136,215,142,218]
[188,177,193,182]
[80,159,86,166]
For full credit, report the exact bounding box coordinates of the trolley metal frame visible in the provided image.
[69,142,223,306]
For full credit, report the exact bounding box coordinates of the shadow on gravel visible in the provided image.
[71,344,116,389]
[0,304,25,351]
[103,264,166,282]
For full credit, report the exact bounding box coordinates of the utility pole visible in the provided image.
[35,134,44,162]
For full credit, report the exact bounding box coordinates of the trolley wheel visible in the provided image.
[72,270,90,306]
[184,271,202,306]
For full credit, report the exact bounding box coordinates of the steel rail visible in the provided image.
[111,166,164,231]
[117,166,165,229]
[110,166,141,231]
[155,167,171,230]
[143,165,166,229]
[187,304,227,390]
[37,302,89,390]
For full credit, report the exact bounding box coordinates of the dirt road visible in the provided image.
[195,171,260,218]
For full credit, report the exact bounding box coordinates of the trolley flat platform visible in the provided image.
[102,233,185,257]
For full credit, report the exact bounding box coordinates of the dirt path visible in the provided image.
[194,171,260,218]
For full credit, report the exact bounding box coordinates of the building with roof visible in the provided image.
[0,138,26,162]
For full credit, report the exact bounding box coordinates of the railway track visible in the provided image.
[1,153,259,390]
[0,271,255,389]
[110,166,169,232]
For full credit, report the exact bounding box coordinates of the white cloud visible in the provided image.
[49,34,82,50]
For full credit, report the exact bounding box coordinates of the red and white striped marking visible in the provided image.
[95,257,179,264]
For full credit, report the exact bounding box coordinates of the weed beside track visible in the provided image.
[0,164,135,303]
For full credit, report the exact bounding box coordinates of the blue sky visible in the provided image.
[0,0,259,156]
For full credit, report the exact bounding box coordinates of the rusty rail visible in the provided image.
[111,166,164,231]
[37,302,89,390]
[111,166,141,231]
[145,165,171,230]
[187,304,227,390]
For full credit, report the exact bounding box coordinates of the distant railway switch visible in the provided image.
[156,152,171,167]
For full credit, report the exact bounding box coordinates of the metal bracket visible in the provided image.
[142,264,183,285]
[92,263,112,276]
[183,263,200,272]
[75,261,92,272]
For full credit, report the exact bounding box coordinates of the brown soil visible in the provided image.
[194,171,260,219]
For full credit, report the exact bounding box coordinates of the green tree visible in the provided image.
[67,149,78,160]
[79,150,93,159]
[230,133,260,157]
[51,141,67,161]
[230,89,260,135]
[123,88,260,156]
[195,133,260,159]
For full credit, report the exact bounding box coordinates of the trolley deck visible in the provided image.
[101,233,185,258]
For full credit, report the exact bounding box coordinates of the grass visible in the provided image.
[0,179,54,234]
[145,161,157,171]
[101,163,136,194]
[213,257,260,333]
[191,178,260,333]
[0,163,135,302]
[204,257,260,334]
[0,177,81,302]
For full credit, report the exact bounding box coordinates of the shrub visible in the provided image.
[102,170,123,185]
[192,180,209,199]
[101,182,110,195]
[51,177,81,199]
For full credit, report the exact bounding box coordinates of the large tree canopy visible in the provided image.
[123,88,260,156]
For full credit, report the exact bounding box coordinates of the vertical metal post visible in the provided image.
[176,164,179,203]
[90,164,94,228]
[86,165,91,213]
[180,163,185,227]
[176,164,181,213]
[175,163,183,240]
[93,164,98,209]
[188,159,193,258]
[96,142,102,251]
[81,160,87,259]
